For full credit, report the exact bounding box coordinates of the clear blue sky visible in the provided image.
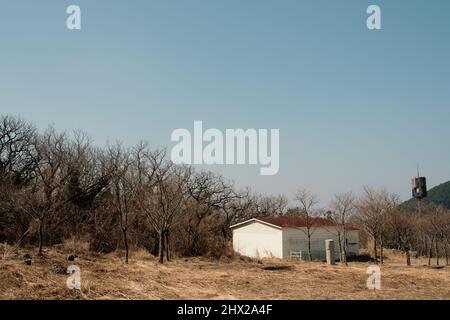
[1,0,449,205]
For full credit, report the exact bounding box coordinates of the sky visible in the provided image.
[1,0,449,206]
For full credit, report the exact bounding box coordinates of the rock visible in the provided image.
[23,254,32,266]
[66,254,76,261]
[52,263,67,274]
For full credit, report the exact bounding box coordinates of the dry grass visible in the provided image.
[0,245,449,300]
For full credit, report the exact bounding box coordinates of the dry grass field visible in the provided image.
[1,242,449,300]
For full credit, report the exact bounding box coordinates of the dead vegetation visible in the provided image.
[1,115,450,300]
[0,245,449,300]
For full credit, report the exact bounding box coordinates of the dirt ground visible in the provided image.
[1,244,449,300]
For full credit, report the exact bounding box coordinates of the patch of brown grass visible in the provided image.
[0,245,449,300]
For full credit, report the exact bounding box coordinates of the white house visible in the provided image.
[231,217,359,260]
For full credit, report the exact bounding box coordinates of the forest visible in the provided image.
[1,115,449,266]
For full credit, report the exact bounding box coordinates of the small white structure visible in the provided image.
[325,239,335,265]
[231,217,359,260]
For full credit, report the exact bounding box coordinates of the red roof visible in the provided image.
[257,216,358,230]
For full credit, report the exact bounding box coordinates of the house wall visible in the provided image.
[346,230,359,256]
[282,227,359,260]
[232,221,359,260]
[232,222,283,259]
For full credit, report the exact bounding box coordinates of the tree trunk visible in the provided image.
[122,228,129,264]
[415,240,422,259]
[38,219,44,255]
[342,247,348,265]
[428,238,433,266]
[420,237,427,258]
[165,231,170,262]
[158,231,165,264]
[338,235,343,262]
[406,249,411,266]
[373,237,378,264]
[445,246,449,266]
[152,238,159,256]
[342,232,348,266]
[307,233,312,261]
[435,240,440,266]
[379,236,384,264]
[189,216,204,256]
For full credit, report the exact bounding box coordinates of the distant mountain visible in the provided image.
[403,180,450,209]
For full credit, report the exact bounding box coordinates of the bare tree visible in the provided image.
[29,127,68,254]
[107,144,134,263]
[427,205,449,266]
[0,115,37,186]
[220,188,255,237]
[185,170,236,255]
[17,128,109,254]
[104,142,159,263]
[293,188,319,261]
[137,151,189,263]
[328,191,355,265]
[386,208,418,266]
[55,131,110,237]
[254,194,288,217]
[0,116,37,243]
[444,210,450,266]
[8,113,450,268]
[355,187,399,263]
